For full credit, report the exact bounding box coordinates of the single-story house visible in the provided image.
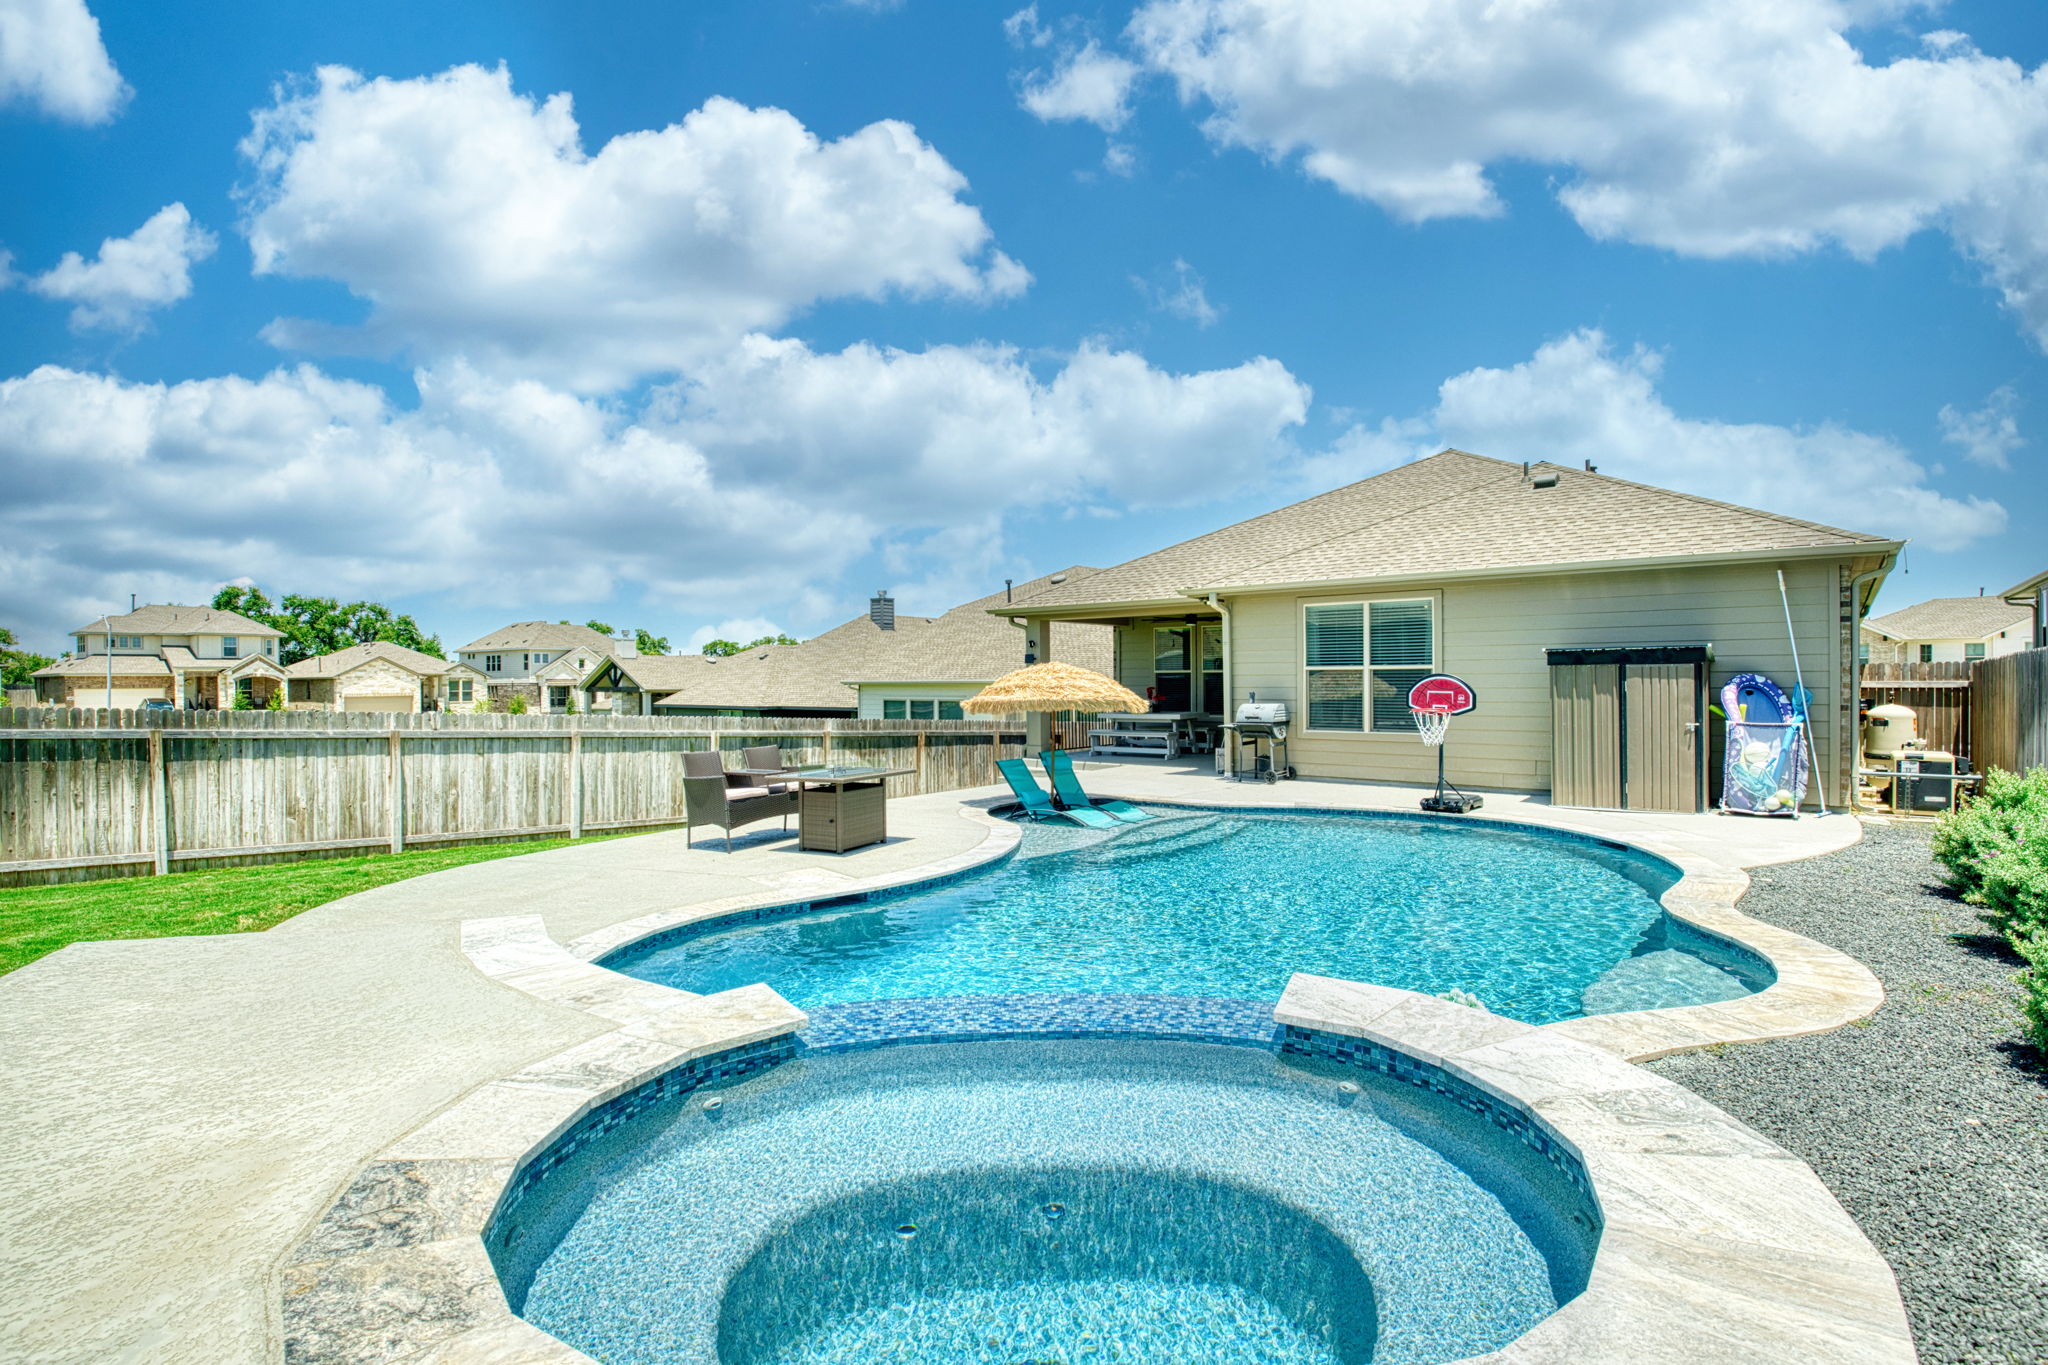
[646,573,1113,719]
[579,653,716,715]
[34,603,289,708]
[283,642,488,713]
[2003,569,2048,649]
[1860,596,2032,666]
[1002,449,1901,811]
[844,573,1115,719]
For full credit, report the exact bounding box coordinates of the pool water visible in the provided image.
[489,1039,1598,1365]
[610,811,1764,1023]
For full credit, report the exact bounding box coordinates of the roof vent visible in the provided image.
[1582,459,1598,473]
[1049,573,1067,584]
[870,591,895,630]
[1532,471,1560,489]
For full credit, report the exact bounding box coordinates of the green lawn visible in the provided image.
[0,832,643,977]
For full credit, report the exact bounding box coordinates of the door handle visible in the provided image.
[1683,722,1701,733]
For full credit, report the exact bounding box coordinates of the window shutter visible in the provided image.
[1305,604,1364,666]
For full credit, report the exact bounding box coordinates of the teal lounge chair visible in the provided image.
[1046,749,1156,823]
[998,759,1119,829]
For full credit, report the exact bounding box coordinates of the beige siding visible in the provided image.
[1213,559,1851,798]
[855,682,986,719]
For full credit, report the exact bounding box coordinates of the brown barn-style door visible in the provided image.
[1547,645,1710,813]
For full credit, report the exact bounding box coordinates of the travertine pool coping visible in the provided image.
[280,962,1915,1363]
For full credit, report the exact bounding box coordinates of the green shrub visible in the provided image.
[1929,766,2048,901]
[1980,831,2048,939]
[506,694,528,715]
[229,688,253,711]
[2016,930,2048,1057]
[264,687,285,711]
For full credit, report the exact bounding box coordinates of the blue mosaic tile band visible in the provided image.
[800,993,1282,1053]
[490,1034,799,1234]
[1277,1024,1598,1211]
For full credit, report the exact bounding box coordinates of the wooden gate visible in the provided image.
[1547,646,1710,812]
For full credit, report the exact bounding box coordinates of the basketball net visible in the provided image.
[1413,708,1451,747]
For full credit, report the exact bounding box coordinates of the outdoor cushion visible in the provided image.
[723,785,774,801]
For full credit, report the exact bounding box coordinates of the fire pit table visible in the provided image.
[737,765,915,854]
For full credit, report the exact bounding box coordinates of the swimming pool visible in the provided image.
[487,1037,1599,1365]
[608,809,1768,1023]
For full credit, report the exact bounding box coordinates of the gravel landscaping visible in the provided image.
[1647,820,2048,1365]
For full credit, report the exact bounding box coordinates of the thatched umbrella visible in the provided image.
[961,660,1149,719]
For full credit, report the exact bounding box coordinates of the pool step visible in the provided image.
[1578,948,1752,1015]
[1072,813,1245,866]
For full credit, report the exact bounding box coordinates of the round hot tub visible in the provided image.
[486,1036,1600,1365]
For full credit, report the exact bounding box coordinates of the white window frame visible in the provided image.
[221,635,239,658]
[1300,594,1439,735]
[1964,642,1987,661]
[446,678,473,703]
[112,634,143,650]
[485,654,503,673]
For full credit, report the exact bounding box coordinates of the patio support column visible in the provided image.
[1024,617,1054,754]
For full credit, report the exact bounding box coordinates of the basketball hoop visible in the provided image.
[1413,707,1451,747]
[1407,674,1481,813]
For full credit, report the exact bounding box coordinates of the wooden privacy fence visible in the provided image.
[1971,648,2048,776]
[0,709,1027,885]
[1860,661,1974,760]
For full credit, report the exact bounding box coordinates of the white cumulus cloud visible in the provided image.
[1126,0,2048,345]
[0,0,126,124]
[26,203,216,331]
[1415,329,2006,552]
[1937,386,2024,470]
[237,64,1029,391]
[0,339,1311,644]
[1020,40,1142,132]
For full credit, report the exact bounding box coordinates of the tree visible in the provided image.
[1,627,54,688]
[211,586,444,664]
[634,628,669,656]
[584,619,616,636]
[701,632,800,657]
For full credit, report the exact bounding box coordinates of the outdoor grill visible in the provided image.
[1225,699,1293,783]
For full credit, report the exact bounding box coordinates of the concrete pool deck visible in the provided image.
[0,768,1870,1363]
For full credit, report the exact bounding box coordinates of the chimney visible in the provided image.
[614,633,638,659]
[870,590,895,631]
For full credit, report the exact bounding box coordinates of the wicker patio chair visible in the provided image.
[739,744,800,793]
[682,748,798,851]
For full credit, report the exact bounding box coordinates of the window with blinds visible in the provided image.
[1303,598,1434,732]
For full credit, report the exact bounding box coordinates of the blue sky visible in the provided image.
[2,0,2043,654]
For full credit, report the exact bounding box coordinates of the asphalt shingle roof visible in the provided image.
[285,642,464,678]
[1009,450,1893,612]
[1864,597,2031,642]
[458,621,621,653]
[71,603,284,638]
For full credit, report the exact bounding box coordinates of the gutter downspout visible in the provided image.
[1207,593,1231,779]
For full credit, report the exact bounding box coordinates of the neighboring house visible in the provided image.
[643,573,1113,718]
[1003,449,1900,809]
[2003,569,2048,649]
[283,642,488,713]
[33,604,288,708]
[454,622,628,707]
[579,653,716,715]
[1860,596,2033,666]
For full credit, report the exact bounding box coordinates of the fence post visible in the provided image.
[916,729,926,786]
[987,730,998,786]
[568,716,584,839]
[387,728,406,854]
[822,722,833,765]
[149,728,170,876]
